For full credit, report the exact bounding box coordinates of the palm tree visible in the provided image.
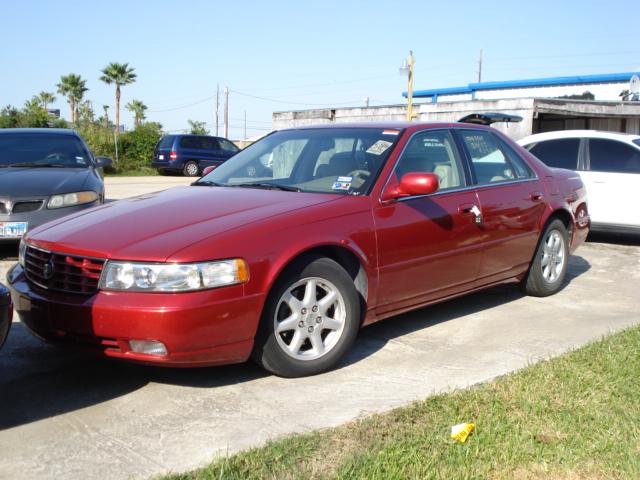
[126,99,147,128]
[37,91,56,111]
[100,62,136,134]
[56,74,88,123]
[102,105,110,129]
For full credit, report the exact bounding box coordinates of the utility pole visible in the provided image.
[477,49,483,83]
[243,110,247,140]
[215,84,220,136]
[404,51,415,121]
[224,87,229,138]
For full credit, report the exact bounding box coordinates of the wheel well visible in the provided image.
[282,246,368,308]
[547,209,573,236]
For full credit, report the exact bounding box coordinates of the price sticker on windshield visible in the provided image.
[366,140,393,155]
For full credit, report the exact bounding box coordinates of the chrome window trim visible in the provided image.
[379,127,540,204]
[393,177,539,203]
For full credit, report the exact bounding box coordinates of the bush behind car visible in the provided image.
[79,122,163,174]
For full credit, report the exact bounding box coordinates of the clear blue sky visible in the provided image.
[2,0,638,139]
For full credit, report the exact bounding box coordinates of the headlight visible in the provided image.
[99,259,249,292]
[18,240,27,268]
[47,191,99,209]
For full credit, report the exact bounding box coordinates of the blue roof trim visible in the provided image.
[405,72,640,98]
[405,86,472,97]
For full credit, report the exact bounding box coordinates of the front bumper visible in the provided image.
[0,283,12,350]
[7,264,263,367]
[0,200,101,241]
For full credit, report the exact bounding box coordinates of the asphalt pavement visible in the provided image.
[0,177,638,480]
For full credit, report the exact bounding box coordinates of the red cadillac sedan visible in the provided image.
[8,119,589,377]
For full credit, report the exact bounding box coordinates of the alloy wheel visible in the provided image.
[541,229,566,283]
[273,276,346,361]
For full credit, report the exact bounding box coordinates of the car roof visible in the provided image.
[0,128,79,136]
[279,121,492,131]
[518,129,640,145]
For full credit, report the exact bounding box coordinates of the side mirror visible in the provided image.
[381,172,439,202]
[202,165,217,176]
[95,157,113,168]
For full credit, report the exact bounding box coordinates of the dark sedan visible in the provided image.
[0,282,12,350]
[0,128,111,240]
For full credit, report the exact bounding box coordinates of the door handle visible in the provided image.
[529,192,544,201]
[458,204,482,224]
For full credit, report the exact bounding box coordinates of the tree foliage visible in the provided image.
[57,73,88,123]
[188,119,209,135]
[126,99,147,128]
[100,62,137,137]
[37,91,56,110]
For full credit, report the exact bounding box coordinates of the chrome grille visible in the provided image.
[24,246,106,294]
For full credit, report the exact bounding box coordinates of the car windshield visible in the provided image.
[197,128,401,195]
[0,133,92,168]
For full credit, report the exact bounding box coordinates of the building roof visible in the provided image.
[406,71,640,99]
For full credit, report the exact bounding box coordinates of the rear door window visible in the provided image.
[180,136,202,149]
[199,137,220,151]
[528,138,580,170]
[158,135,174,149]
[458,130,517,184]
[589,139,640,174]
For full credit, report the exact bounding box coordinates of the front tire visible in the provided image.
[252,256,361,377]
[183,161,200,177]
[522,219,569,297]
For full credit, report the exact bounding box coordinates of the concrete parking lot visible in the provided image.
[1,178,639,480]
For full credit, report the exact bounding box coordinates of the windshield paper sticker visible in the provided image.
[366,140,393,155]
[332,181,352,191]
[382,130,400,135]
[337,176,353,182]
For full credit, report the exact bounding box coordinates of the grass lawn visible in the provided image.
[167,326,640,480]
[104,167,159,177]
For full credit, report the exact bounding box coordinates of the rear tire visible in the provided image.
[522,219,569,297]
[252,256,360,377]
[183,161,200,177]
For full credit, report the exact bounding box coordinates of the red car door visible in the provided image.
[373,129,485,314]
[456,129,546,286]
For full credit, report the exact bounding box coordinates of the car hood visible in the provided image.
[27,186,341,261]
[0,167,91,197]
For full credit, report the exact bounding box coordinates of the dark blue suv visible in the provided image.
[152,134,240,176]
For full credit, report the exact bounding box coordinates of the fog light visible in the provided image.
[129,340,167,356]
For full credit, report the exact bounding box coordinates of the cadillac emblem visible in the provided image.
[42,260,55,280]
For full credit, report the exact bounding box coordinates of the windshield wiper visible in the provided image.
[1,162,66,168]
[232,182,301,192]
[191,180,225,187]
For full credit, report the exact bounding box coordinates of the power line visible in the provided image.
[230,89,362,106]
[148,94,216,113]
[234,74,397,93]
[494,49,640,62]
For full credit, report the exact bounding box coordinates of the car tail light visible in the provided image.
[169,151,178,160]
